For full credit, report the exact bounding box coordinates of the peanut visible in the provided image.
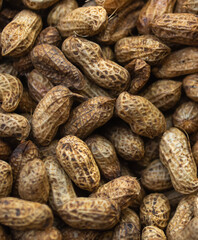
[0,160,12,197]
[61,227,100,240]
[22,0,59,10]
[142,226,167,240]
[183,73,198,102]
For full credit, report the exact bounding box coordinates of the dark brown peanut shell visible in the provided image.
[0,139,11,160]
[0,160,12,197]
[61,227,100,240]
[183,73,198,102]
[90,176,141,210]
[0,225,8,240]
[140,193,171,229]
[32,85,78,146]
[164,190,184,209]
[58,197,120,230]
[9,140,39,196]
[142,226,167,240]
[173,101,198,133]
[101,46,115,61]
[44,156,76,211]
[30,44,85,90]
[115,35,171,65]
[0,113,30,141]
[18,159,50,203]
[1,10,42,57]
[0,73,23,112]
[0,197,53,230]
[61,96,115,139]
[85,134,121,180]
[17,89,36,114]
[192,141,198,165]
[151,13,198,46]
[62,36,130,95]
[56,135,100,191]
[153,47,198,78]
[0,62,18,76]
[97,230,114,240]
[142,80,182,111]
[39,140,58,158]
[116,92,166,138]
[13,54,33,76]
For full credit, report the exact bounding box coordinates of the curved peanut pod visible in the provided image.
[142,226,167,240]
[22,0,59,10]
[0,73,23,112]
[160,127,198,194]
[0,197,53,230]
[0,113,30,141]
[90,176,141,210]
[58,198,120,230]
[0,160,12,197]
[56,135,100,192]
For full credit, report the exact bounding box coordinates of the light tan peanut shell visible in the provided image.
[0,139,11,160]
[56,135,100,192]
[85,134,121,180]
[22,0,59,10]
[153,47,198,78]
[0,160,13,197]
[1,10,42,57]
[18,158,50,203]
[142,80,182,111]
[115,35,171,65]
[159,127,198,194]
[116,92,166,138]
[0,73,23,112]
[58,197,120,230]
[58,6,108,37]
[32,85,78,146]
[44,156,76,211]
[142,226,167,240]
[0,197,53,230]
[61,96,115,139]
[62,36,130,95]
[0,113,30,141]
[112,208,141,240]
[140,193,171,229]
[90,176,141,210]
[141,159,172,191]
[183,73,198,102]
[183,0,198,14]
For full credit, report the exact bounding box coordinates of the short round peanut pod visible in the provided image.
[140,193,171,229]
[116,92,166,139]
[142,226,167,240]
[0,197,53,230]
[173,101,198,134]
[18,158,50,203]
[0,160,12,197]
[56,135,100,192]
[58,197,120,230]
[183,73,198,102]
[90,176,141,210]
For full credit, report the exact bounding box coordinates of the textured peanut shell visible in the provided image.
[31,44,85,90]
[56,135,100,192]
[153,47,198,78]
[13,54,33,75]
[61,96,115,139]
[44,156,76,211]
[112,208,141,240]
[183,0,198,13]
[142,80,182,111]
[32,86,76,146]
[39,140,58,158]
[18,159,50,203]
[90,176,141,210]
[141,159,172,191]
[151,13,198,46]
[115,35,171,65]
[17,89,36,114]
[0,197,53,230]
[61,227,100,240]
[104,121,144,161]
[137,0,176,34]
[140,193,171,229]
[0,160,13,197]
[183,73,198,102]
[58,197,120,230]
[22,0,59,10]
[116,92,166,138]
[142,226,167,240]
[47,0,78,26]
[160,127,198,194]
[62,36,130,95]
[101,46,114,61]
[0,62,18,76]
[1,10,42,57]
[173,101,198,133]
[0,139,11,160]
[9,140,39,197]
[0,113,30,141]
[85,134,121,180]
[58,6,107,37]
[0,73,23,112]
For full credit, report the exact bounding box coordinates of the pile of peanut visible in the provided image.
[0,0,198,239]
